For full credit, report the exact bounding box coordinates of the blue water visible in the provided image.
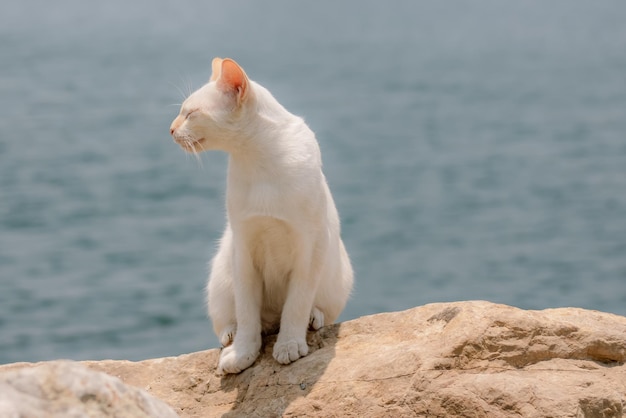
[1,1,625,364]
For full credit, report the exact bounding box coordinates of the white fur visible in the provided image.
[170,59,353,375]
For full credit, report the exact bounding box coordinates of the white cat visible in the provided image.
[169,58,353,374]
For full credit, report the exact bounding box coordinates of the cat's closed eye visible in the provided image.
[185,109,199,119]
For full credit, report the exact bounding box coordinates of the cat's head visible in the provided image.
[169,57,252,153]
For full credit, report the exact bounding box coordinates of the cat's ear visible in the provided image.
[215,58,249,105]
[210,57,223,82]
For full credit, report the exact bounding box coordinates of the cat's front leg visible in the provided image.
[273,246,321,365]
[271,306,322,363]
[217,246,263,375]
[218,338,260,374]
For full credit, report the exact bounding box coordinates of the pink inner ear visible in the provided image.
[210,57,223,82]
[218,58,248,100]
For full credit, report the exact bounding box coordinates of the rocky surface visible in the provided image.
[1,301,625,417]
[0,361,178,418]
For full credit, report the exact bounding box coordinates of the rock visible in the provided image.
[1,301,625,417]
[0,361,179,418]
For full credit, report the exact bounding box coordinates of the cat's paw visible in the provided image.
[217,342,260,375]
[273,337,309,365]
[219,324,236,347]
[309,307,324,331]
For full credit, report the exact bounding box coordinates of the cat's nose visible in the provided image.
[169,127,175,136]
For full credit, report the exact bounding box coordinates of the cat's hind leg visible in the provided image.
[209,284,237,347]
[207,227,238,348]
[208,281,237,349]
[309,306,324,331]
[311,240,353,327]
[219,324,236,347]
[273,239,321,365]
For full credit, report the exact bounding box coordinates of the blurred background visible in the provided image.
[1,1,625,364]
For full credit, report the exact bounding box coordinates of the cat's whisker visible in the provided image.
[189,141,204,169]
[181,142,195,165]
[169,80,189,102]
[185,78,194,98]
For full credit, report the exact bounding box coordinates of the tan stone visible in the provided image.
[2,301,625,417]
[0,361,178,418]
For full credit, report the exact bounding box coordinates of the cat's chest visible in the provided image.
[242,216,295,279]
[225,158,322,225]
[226,175,290,221]
[226,160,301,214]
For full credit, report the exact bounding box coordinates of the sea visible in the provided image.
[1,0,625,364]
